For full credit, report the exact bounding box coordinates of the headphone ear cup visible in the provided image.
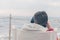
[31,17,34,23]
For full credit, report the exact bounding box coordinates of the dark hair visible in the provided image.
[31,11,48,27]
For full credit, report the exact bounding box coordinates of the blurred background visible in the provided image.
[0,0,60,40]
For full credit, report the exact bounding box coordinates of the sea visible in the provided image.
[0,16,60,40]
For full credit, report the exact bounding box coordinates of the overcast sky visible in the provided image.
[0,0,60,17]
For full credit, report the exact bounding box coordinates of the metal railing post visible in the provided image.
[9,14,12,40]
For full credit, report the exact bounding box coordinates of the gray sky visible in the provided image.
[0,0,60,17]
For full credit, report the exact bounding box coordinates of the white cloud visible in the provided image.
[48,2,60,7]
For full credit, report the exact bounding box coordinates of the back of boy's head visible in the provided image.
[31,11,48,27]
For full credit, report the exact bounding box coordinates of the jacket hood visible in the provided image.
[21,23,47,32]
